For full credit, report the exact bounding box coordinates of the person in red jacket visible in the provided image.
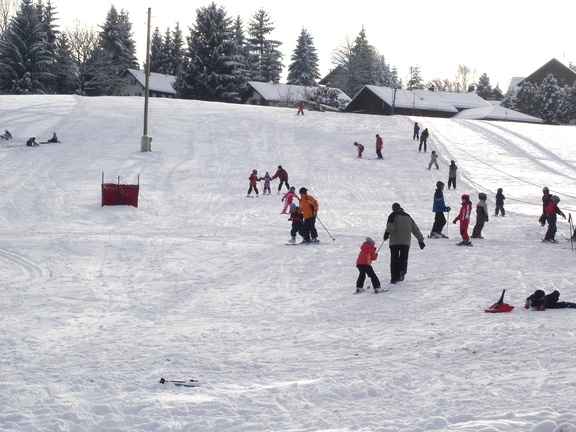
[272,165,290,194]
[355,237,382,294]
[375,134,383,159]
[246,169,260,197]
[453,194,473,245]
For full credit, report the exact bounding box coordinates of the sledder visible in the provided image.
[1,129,12,140]
[525,290,576,310]
[39,132,61,144]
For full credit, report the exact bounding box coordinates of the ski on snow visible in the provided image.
[159,378,200,387]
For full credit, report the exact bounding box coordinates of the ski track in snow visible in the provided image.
[1,95,576,431]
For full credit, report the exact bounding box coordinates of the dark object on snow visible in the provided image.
[525,290,576,310]
[159,377,200,387]
[485,289,515,313]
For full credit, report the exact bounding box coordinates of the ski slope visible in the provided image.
[1,95,576,431]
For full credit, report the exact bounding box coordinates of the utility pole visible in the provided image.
[141,7,152,152]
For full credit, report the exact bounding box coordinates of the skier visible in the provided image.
[353,142,365,158]
[1,129,12,140]
[26,137,38,147]
[453,194,473,245]
[427,150,439,170]
[383,202,425,285]
[355,237,382,294]
[297,101,304,115]
[539,187,552,226]
[246,169,260,197]
[471,192,489,239]
[375,134,383,159]
[47,132,60,143]
[494,188,505,216]
[447,160,458,189]
[429,181,450,239]
[298,187,319,244]
[413,122,420,140]
[287,204,305,244]
[419,128,429,152]
[259,172,273,195]
[543,195,565,243]
[525,290,576,310]
[272,165,290,194]
[281,186,299,214]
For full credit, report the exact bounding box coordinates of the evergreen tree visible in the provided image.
[169,22,184,78]
[0,0,54,94]
[53,31,75,93]
[406,65,423,90]
[514,81,539,116]
[148,26,163,73]
[537,73,561,124]
[286,27,319,86]
[89,5,138,95]
[476,73,493,99]
[557,82,576,125]
[246,8,283,82]
[177,2,243,102]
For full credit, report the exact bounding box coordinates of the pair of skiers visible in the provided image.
[540,187,565,243]
[286,187,319,244]
[452,193,490,244]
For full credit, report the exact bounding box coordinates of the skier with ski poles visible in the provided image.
[429,181,451,239]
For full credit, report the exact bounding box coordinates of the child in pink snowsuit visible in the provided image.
[281,186,299,214]
[453,194,473,245]
[259,172,272,195]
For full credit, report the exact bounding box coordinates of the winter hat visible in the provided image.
[299,187,307,194]
[461,194,470,202]
[354,142,358,145]
[533,290,546,300]
[392,202,401,211]
[497,188,503,193]
[290,203,297,211]
[278,165,283,169]
[436,181,445,188]
[543,187,549,194]
[431,150,436,154]
[252,169,257,174]
[478,192,487,200]
[365,237,375,246]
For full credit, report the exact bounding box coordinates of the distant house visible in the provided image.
[517,58,576,88]
[345,85,491,118]
[123,68,177,98]
[243,81,350,111]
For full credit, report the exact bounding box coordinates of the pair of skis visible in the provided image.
[159,377,199,387]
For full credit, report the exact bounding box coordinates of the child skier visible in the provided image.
[355,237,382,294]
[448,160,458,189]
[453,194,472,245]
[353,142,365,158]
[281,186,299,214]
[494,188,505,216]
[471,192,489,239]
[247,169,260,197]
[427,150,439,170]
[287,204,304,244]
[259,172,272,195]
[543,195,565,243]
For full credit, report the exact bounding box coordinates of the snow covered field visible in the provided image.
[1,95,576,432]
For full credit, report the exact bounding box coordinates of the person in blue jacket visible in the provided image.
[430,181,450,238]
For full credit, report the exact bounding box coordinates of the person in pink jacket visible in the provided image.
[355,237,383,294]
[281,186,299,213]
[453,194,473,245]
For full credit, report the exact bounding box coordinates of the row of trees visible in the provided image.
[502,74,576,125]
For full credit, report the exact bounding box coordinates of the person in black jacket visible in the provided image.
[525,290,576,310]
[419,128,429,152]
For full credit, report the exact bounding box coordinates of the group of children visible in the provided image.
[247,165,290,197]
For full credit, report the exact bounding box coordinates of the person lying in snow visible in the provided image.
[525,290,576,310]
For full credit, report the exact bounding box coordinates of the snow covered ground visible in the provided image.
[1,95,576,432]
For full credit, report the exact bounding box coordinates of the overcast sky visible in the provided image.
[54,0,576,90]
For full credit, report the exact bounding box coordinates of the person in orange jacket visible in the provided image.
[247,169,260,197]
[355,237,382,294]
[375,134,383,159]
[298,187,319,243]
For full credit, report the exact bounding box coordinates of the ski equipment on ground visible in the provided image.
[159,378,200,387]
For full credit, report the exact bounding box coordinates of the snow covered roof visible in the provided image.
[363,85,491,113]
[247,81,350,102]
[452,105,543,123]
[126,68,176,95]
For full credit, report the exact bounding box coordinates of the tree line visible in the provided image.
[1,0,575,124]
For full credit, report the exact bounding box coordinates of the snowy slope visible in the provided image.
[1,95,576,431]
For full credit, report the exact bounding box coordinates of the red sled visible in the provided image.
[484,289,515,313]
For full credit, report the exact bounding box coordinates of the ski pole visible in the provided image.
[445,210,450,236]
[377,237,385,253]
[569,213,574,251]
[316,216,335,241]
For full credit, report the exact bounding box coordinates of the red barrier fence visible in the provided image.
[101,173,140,207]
